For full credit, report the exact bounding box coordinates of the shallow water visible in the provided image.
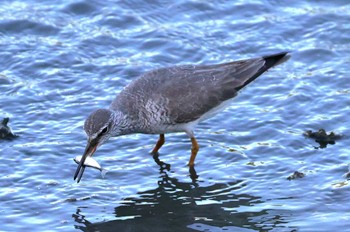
[1,1,350,231]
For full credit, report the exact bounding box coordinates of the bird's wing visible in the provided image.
[111,52,288,124]
[144,58,266,123]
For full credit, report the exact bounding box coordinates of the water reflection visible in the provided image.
[152,152,199,181]
[72,170,298,231]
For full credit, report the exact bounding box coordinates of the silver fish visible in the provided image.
[74,156,108,178]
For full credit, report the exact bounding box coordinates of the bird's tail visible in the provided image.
[262,52,291,70]
[235,52,290,91]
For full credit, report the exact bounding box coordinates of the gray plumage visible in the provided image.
[84,109,113,140]
[108,52,289,135]
[74,52,289,182]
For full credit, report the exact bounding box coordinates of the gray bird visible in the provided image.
[74,52,290,182]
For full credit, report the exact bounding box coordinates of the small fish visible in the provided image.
[74,156,108,178]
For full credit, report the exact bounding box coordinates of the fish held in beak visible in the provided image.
[73,139,98,183]
[74,155,108,178]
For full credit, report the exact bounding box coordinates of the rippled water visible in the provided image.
[1,1,350,231]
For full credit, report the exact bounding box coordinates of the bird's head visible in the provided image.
[84,108,115,146]
[74,108,116,182]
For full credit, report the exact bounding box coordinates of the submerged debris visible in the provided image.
[0,118,18,140]
[344,172,350,179]
[304,129,341,148]
[287,171,305,180]
[304,129,341,142]
[343,166,350,179]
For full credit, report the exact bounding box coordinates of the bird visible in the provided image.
[74,52,290,182]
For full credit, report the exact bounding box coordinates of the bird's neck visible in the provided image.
[110,110,139,136]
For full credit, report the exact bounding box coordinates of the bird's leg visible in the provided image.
[189,165,199,181]
[152,151,171,171]
[151,134,165,154]
[188,137,199,167]
[151,134,170,170]
[185,130,199,179]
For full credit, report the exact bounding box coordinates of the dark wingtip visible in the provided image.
[262,51,291,69]
[234,51,290,92]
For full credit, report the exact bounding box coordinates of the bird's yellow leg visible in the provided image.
[188,137,199,167]
[151,134,165,154]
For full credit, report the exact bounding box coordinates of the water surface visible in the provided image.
[1,1,350,231]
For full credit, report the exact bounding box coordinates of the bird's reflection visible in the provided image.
[72,168,298,232]
[152,152,171,171]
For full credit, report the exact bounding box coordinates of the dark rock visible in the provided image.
[304,129,341,148]
[287,171,305,180]
[344,172,350,179]
[0,118,18,140]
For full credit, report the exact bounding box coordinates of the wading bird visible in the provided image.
[74,52,289,182]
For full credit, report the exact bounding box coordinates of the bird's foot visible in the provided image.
[152,152,171,171]
[189,166,199,181]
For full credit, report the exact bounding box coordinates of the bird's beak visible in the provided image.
[73,138,98,183]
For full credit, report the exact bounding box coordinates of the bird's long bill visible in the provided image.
[73,139,98,183]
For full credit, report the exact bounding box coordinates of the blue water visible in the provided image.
[1,1,350,231]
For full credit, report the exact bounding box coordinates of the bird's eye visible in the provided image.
[100,127,108,135]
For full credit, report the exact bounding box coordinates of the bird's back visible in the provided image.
[110,52,289,133]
